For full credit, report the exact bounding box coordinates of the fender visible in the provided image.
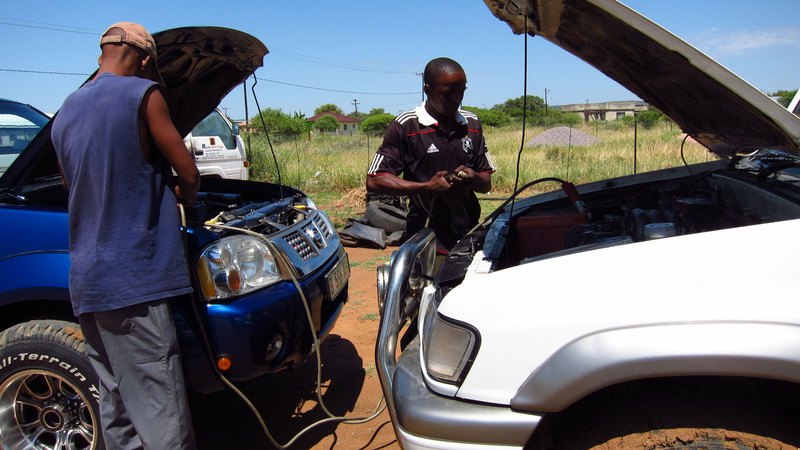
[0,251,71,305]
[511,322,800,412]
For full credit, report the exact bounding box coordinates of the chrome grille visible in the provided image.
[313,214,333,239]
[285,230,318,260]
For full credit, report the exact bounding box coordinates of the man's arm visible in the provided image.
[142,87,200,204]
[366,171,452,196]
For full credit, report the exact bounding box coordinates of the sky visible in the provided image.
[1,1,799,120]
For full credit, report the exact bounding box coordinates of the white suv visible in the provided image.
[376,1,800,449]
[184,107,249,180]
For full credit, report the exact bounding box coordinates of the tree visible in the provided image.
[249,108,309,137]
[771,89,797,108]
[492,95,546,122]
[315,103,343,115]
[349,111,367,121]
[361,113,395,135]
[313,115,339,132]
[636,108,666,128]
[367,108,386,116]
[463,106,510,128]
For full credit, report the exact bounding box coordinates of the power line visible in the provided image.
[255,76,417,96]
[0,16,99,33]
[0,17,416,76]
[0,68,420,96]
[0,20,97,35]
[0,68,89,76]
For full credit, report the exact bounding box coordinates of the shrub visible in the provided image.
[361,113,395,135]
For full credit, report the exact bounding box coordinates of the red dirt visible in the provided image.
[193,246,400,450]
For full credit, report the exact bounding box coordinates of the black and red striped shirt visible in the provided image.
[368,102,495,249]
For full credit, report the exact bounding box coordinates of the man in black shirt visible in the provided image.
[366,57,495,250]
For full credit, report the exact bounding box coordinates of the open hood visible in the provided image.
[0,26,267,191]
[483,0,800,157]
[154,27,267,137]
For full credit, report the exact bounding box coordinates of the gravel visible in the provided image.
[527,126,601,147]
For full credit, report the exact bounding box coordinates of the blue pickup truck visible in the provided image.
[0,27,349,450]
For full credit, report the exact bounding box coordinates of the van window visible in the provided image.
[192,111,235,149]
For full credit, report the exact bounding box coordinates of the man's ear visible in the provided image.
[140,54,153,72]
[423,82,431,96]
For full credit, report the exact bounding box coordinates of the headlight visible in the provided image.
[196,235,282,301]
[421,293,477,384]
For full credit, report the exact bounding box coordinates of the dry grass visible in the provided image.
[246,121,713,200]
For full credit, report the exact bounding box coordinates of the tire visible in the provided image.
[365,201,407,234]
[530,380,800,449]
[0,320,102,450]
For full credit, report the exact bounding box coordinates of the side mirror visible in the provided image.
[232,123,240,136]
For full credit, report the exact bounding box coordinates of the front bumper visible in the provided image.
[375,229,539,449]
[202,245,347,380]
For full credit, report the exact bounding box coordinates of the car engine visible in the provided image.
[478,165,800,271]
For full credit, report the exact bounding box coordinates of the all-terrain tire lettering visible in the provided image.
[0,319,102,449]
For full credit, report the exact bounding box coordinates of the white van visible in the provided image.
[789,89,800,115]
[184,108,249,180]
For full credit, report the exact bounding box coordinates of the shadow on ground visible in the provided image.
[191,333,369,449]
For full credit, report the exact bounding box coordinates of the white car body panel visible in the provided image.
[436,219,800,405]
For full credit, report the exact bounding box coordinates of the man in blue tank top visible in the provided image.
[52,22,199,450]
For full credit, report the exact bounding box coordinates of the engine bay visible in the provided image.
[481,166,800,271]
[191,191,314,237]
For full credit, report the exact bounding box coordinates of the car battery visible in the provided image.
[512,211,587,259]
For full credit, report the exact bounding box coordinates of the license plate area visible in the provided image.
[325,254,350,299]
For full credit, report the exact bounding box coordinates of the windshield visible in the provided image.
[191,109,236,149]
[0,101,50,177]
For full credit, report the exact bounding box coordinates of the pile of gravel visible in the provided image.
[527,126,601,147]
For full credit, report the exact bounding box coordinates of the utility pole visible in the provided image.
[352,99,360,115]
[544,88,550,116]
[416,72,424,102]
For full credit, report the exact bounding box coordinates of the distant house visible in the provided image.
[308,112,361,135]
[557,101,649,121]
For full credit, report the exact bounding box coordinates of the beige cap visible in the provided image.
[100,22,164,85]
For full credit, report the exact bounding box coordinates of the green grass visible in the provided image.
[244,121,711,225]
[349,256,388,269]
[359,313,380,322]
[364,362,377,379]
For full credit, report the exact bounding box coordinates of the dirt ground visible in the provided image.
[191,245,401,450]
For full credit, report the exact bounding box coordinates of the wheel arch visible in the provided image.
[0,298,75,333]
[511,322,800,412]
[525,376,800,449]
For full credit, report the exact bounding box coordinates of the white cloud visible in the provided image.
[697,27,800,56]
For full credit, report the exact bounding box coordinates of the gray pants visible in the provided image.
[79,299,196,450]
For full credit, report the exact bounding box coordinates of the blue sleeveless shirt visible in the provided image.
[52,73,193,315]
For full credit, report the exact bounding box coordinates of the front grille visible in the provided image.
[285,230,318,260]
[313,214,333,239]
[279,212,336,262]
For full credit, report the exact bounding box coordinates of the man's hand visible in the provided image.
[428,170,453,192]
[174,185,196,205]
[449,165,476,189]
[453,165,492,193]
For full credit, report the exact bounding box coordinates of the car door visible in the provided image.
[184,108,249,180]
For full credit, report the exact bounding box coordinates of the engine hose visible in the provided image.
[178,205,385,448]
[467,176,569,235]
